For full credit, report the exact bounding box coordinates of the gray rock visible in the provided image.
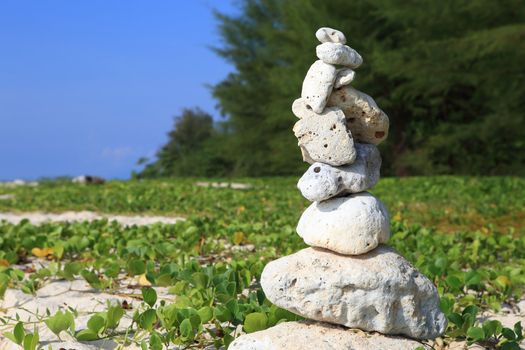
[230,321,431,350]
[292,102,356,166]
[328,85,389,144]
[316,42,363,68]
[72,175,105,185]
[296,192,389,255]
[334,68,356,88]
[315,27,347,44]
[297,143,381,202]
[261,246,447,339]
[301,60,337,113]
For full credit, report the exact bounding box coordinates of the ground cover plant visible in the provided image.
[0,176,524,349]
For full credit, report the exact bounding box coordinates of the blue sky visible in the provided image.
[0,0,237,180]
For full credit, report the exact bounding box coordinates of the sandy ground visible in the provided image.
[0,211,184,226]
[0,274,523,349]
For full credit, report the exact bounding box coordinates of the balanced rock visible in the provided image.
[301,60,337,113]
[261,246,447,339]
[334,68,355,88]
[230,321,431,350]
[328,85,389,144]
[296,192,389,254]
[297,143,381,202]
[315,27,346,44]
[293,100,356,166]
[316,42,363,68]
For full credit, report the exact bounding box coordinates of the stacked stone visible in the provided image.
[230,28,447,350]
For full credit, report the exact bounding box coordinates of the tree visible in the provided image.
[136,108,234,177]
[212,0,525,176]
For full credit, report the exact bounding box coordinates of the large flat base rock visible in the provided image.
[229,321,430,350]
[261,246,447,339]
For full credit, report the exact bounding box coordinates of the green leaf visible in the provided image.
[139,309,157,331]
[482,320,502,338]
[214,305,232,322]
[514,322,523,341]
[192,272,209,289]
[149,332,163,350]
[244,312,268,333]
[23,327,38,350]
[44,310,74,337]
[106,305,124,329]
[76,329,99,341]
[128,260,146,276]
[13,321,25,344]
[179,318,194,340]
[142,287,157,307]
[197,306,213,324]
[467,326,485,341]
[87,314,105,333]
[502,327,516,341]
[445,275,462,291]
[80,270,101,289]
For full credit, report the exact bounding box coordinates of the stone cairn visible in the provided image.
[231,28,447,350]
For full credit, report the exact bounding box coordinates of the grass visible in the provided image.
[0,176,524,349]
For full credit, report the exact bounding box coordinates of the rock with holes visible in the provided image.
[292,101,356,166]
[334,68,355,89]
[229,321,431,350]
[297,143,381,202]
[316,42,363,68]
[327,85,389,145]
[315,27,347,44]
[296,192,389,254]
[301,60,337,113]
[261,245,447,339]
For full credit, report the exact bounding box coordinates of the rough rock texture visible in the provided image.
[230,321,430,350]
[301,60,337,113]
[328,85,389,145]
[261,246,447,339]
[297,192,389,254]
[297,143,381,202]
[334,68,356,88]
[315,27,346,44]
[316,42,363,68]
[293,103,356,166]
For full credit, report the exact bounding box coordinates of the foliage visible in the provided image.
[0,177,524,348]
[203,0,525,176]
[136,108,234,178]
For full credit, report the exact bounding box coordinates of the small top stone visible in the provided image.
[315,27,346,44]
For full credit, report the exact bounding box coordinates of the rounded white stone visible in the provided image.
[334,68,356,88]
[316,42,363,68]
[315,27,347,44]
[298,143,381,202]
[297,192,389,255]
[261,246,448,340]
[230,321,432,350]
[301,60,337,113]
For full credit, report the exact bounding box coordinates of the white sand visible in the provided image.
[0,211,184,226]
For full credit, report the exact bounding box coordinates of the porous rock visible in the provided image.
[297,143,381,202]
[230,321,431,350]
[334,68,355,88]
[315,27,347,44]
[292,101,356,166]
[296,192,389,254]
[316,42,363,68]
[301,60,337,113]
[328,85,389,144]
[261,246,447,339]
